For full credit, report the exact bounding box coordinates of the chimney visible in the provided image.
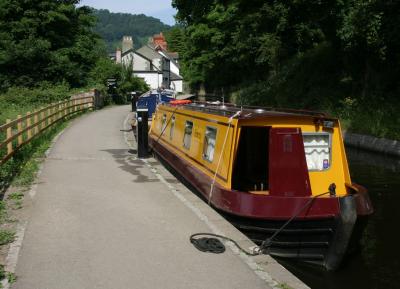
[122,36,133,53]
[116,48,122,64]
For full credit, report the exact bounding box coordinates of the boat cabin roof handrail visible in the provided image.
[163,101,331,120]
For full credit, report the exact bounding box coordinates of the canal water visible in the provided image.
[279,147,400,289]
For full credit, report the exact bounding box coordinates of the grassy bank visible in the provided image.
[0,84,98,194]
[232,44,400,141]
[0,115,80,194]
[0,84,89,125]
[0,120,74,287]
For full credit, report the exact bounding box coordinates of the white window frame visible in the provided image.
[169,116,175,140]
[302,132,332,171]
[203,126,217,162]
[161,114,167,132]
[183,121,193,149]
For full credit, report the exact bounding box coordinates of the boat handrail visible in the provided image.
[163,101,328,119]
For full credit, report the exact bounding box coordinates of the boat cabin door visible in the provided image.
[232,126,311,197]
[269,128,311,197]
[232,126,270,192]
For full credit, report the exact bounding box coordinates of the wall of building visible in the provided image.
[134,72,161,89]
[122,52,133,67]
[170,61,180,76]
[133,53,150,71]
[171,80,183,93]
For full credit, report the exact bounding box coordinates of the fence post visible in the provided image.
[51,105,55,124]
[6,119,12,155]
[41,108,45,130]
[56,104,59,120]
[27,112,32,140]
[48,107,52,126]
[34,111,39,135]
[17,115,22,145]
[63,101,67,117]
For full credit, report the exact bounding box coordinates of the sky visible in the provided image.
[78,0,177,26]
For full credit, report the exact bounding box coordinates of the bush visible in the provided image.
[87,59,149,105]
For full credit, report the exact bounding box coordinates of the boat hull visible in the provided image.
[149,137,372,270]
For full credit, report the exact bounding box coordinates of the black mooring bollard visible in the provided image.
[136,107,149,158]
[131,92,137,112]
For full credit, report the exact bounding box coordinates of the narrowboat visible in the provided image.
[148,101,373,270]
[136,89,176,117]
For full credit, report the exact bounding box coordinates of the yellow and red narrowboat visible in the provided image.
[148,101,373,270]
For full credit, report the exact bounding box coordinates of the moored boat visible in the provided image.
[136,89,176,117]
[148,101,373,270]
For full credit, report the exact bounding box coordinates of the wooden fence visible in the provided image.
[0,96,94,165]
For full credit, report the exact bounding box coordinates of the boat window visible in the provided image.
[169,116,175,140]
[183,121,193,149]
[203,127,217,162]
[161,114,167,132]
[302,133,331,171]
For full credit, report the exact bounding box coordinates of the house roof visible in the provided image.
[157,49,180,69]
[121,48,134,57]
[136,45,162,60]
[137,44,180,68]
[170,71,183,81]
[166,52,179,59]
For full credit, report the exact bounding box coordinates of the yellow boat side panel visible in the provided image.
[150,106,236,188]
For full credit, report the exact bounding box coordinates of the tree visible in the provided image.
[0,0,103,90]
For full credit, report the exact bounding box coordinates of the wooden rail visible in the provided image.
[0,96,94,165]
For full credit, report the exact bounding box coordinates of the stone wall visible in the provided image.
[343,132,400,157]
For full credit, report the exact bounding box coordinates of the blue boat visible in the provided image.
[136,89,175,117]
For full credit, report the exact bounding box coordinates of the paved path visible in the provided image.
[11,105,273,289]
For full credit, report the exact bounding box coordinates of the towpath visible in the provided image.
[8,105,306,289]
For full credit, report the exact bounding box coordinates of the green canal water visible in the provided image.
[280,147,400,289]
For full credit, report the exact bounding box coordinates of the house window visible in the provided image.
[161,114,167,132]
[203,127,217,162]
[183,121,193,149]
[170,116,175,140]
[303,133,331,171]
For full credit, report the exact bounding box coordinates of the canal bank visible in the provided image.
[123,109,309,289]
[344,132,400,157]
[7,105,308,289]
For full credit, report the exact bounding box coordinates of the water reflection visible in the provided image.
[280,147,400,289]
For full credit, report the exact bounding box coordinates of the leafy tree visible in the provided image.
[0,0,104,90]
[173,0,400,139]
[164,26,185,54]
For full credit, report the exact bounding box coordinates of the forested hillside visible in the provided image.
[0,0,148,123]
[172,0,400,140]
[92,9,171,51]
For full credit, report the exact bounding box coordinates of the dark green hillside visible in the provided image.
[173,0,400,140]
[92,9,171,51]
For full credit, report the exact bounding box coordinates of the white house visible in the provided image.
[117,36,183,93]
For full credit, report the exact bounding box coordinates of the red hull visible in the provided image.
[150,138,372,220]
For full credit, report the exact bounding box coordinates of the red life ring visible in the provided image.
[170,100,192,105]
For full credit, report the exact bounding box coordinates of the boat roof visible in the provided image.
[162,101,334,120]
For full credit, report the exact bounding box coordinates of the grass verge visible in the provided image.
[0,110,90,286]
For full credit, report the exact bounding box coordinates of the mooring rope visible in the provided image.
[208,111,241,205]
